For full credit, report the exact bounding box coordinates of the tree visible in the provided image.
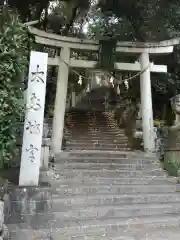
[85,0,180,120]
[1,0,91,35]
[3,0,180,119]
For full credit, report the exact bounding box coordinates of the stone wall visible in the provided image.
[0,177,54,239]
[0,186,10,239]
[115,101,143,150]
[3,185,52,239]
[163,128,180,176]
[153,124,180,177]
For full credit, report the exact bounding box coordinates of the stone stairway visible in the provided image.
[7,151,180,239]
[75,86,110,111]
[64,110,131,151]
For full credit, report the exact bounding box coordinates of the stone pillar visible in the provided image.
[19,51,48,186]
[51,47,70,155]
[71,91,76,108]
[139,52,155,152]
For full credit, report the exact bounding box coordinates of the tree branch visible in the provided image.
[63,5,79,35]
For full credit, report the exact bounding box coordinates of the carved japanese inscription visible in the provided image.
[26,144,39,162]
[19,51,48,186]
[27,92,41,111]
[31,64,45,83]
[25,120,40,134]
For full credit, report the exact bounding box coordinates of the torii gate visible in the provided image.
[19,26,180,186]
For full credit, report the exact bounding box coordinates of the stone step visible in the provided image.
[65,143,130,148]
[53,162,160,170]
[56,156,157,164]
[65,133,126,137]
[58,151,128,158]
[65,119,118,122]
[9,202,180,224]
[67,114,115,116]
[51,184,175,195]
[41,173,172,185]
[55,163,162,172]
[55,158,157,165]
[65,121,119,124]
[65,125,124,129]
[7,214,180,237]
[66,127,124,132]
[65,131,127,136]
[64,137,128,142]
[66,117,116,119]
[65,151,155,159]
[66,116,116,118]
[51,192,180,206]
[66,140,129,144]
[65,147,132,151]
[64,134,127,139]
[66,136,128,140]
[65,132,126,137]
[66,141,128,146]
[40,202,180,219]
[66,121,122,125]
[72,124,123,128]
[65,136,128,142]
[9,226,180,240]
[52,168,166,178]
[67,127,123,132]
[10,187,180,210]
[65,118,118,121]
[57,154,128,160]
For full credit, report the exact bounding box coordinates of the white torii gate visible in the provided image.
[19,26,180,186]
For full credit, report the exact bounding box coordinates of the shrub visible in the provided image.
[0,7,32,168]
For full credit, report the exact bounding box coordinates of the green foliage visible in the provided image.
[87,1,180,116]
[0,7,32,167]
[164,156,180,177]
[2,0,91,35]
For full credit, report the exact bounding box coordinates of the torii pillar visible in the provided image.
[51,47,70,155]
[139,52,155,152]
